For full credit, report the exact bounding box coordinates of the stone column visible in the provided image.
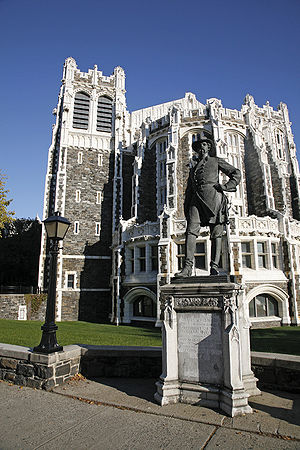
[155,296,180,405]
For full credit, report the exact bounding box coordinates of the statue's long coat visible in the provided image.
[184,156,241,226]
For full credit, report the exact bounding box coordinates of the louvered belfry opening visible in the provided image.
[73,92,90,129]
[97,96,113,132]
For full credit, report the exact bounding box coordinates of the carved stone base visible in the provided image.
[220,387,252,416]
[155,278,258,417]
[154,379,180,406]
[243,374,261,397]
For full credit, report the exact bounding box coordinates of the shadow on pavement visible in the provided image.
[249,389,300,426]
[90,377,158,403]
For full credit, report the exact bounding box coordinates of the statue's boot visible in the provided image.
[210,237,222,275]
[174,233,196,277]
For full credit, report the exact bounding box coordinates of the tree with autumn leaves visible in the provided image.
[0,170,15,237]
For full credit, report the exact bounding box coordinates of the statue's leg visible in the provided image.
[210,224,224,275]
[175,206,200,277]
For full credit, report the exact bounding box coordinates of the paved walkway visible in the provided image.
[0,377,299,449]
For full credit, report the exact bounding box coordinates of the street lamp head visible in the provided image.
[43,211,71,240]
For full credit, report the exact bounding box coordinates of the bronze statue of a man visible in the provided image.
[176,138,241,277]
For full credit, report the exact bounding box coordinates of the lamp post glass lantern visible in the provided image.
[33,212,70,354]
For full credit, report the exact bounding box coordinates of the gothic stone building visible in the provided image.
[38,57,300,328]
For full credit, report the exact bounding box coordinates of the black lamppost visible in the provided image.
[33,211,70,354]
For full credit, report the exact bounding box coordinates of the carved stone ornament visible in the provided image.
[174,297,222,308]
[160,294,173,311]
[223,294,237,311]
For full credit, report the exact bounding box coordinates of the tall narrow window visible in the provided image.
[195,242,205,269]
[241,242,252,268]
[150,245,158,271]
[98,153,103,166]
[78,152,83,164]
[275,130,285,160]
[97,96,113,132]
[138,246,146,272]
[73,92,90,129]
[271,243,279,268]
[192,133,201,142]
[177,243,186,270]
[96,191,102,204]
[95,222,101,236]
[75,190,81,203]
[257,242,267,268]
[128,248,134,273]
[74,221,79,235]
[67,274,75,289]
[133,296,155,317]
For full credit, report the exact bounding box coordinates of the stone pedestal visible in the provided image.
[155,276,260,417]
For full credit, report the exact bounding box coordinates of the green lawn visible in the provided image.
[0,320,162,348]
[0,321,299,356]
[250,326,300,356]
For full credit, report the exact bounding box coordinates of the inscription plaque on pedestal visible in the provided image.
[155,278,258,416]
[177,312,223,384]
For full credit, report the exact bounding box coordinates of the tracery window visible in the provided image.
[73,92,90,130]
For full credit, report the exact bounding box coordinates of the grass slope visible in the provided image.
[250,326,300,356]
[0,321,299,356]
[0,320,162,348]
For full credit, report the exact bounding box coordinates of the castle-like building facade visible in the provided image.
[39,57,300,328]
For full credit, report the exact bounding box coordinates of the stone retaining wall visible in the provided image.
[0,294,46,320]
[0,343,81,390]
[80,345,161,378]
[0,295,26,320]
[251,351,300,393]
[0,344,299,393]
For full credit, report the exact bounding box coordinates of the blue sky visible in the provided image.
[1,0,300,219]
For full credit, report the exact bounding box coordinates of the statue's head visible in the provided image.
[192,138,216,157]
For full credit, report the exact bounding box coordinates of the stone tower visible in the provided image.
[38,57,128,322]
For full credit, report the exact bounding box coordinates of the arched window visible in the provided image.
[133,295,156,317]
[97,96,113,132]
[249,294,279,317]
[73,92,90,129]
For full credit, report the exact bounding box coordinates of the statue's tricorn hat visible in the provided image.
[192,138,216,156]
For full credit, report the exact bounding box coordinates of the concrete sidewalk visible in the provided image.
[0,377,299,449]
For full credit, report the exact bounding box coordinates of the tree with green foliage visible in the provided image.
[0,218,42,287]
[0,170,14,237]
